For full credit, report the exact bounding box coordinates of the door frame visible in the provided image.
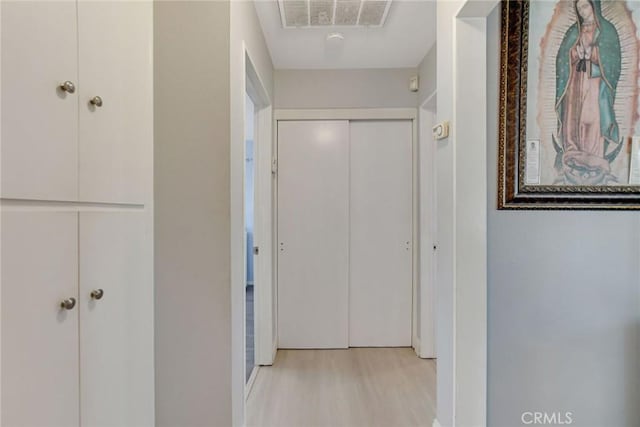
[240,45,274,394]
[273,108,422,350]
[419,92,437,359]
[436,2,497,425]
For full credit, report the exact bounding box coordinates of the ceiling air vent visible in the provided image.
[279,0,392,28]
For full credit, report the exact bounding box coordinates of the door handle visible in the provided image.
[90,289,104,300]
[59,81,76,94]
[60,297,76,310]
[89,96,103,107]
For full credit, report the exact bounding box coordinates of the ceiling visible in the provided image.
[254,0,437,69]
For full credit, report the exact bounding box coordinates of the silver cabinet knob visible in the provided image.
[89,96,103,107]
[60,297,76,310]
[59,81,76,94]
[90,289,104,300]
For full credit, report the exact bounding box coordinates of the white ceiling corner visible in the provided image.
[254,0,436,70]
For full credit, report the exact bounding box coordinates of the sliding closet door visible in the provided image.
[277,121,349,348]
[349,120,413,347]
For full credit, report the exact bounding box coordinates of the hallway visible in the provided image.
[246,348,436,427]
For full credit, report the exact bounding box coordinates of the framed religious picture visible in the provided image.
[499,0,640,209]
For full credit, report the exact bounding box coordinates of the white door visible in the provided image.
[277,121,350,349]
[1,212,79,427]
[79,212,154,427]
[349,120,413,347]
[1,2,79,201]
[78,0,152,204]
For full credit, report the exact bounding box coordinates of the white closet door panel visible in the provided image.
[277,121,349,349]
[1,212,79,427]
[1,2,79,200]
[78,1,152,204]
[349,120,413,347]
[79,212,154,427]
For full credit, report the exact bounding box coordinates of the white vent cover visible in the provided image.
[278,0,392,28]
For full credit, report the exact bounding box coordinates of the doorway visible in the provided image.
[276,118,414,349]
[246,109,437,426]
[241,50,276,408]
[236,1,492,425]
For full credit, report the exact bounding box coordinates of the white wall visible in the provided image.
[438,0,640,425]
[435,1,463,425]
[418,46,436,105]
[486,6,640,427]
[230,2,275,426]
[155,2,274,426]
[453,11,491,426]
[154,2,232,426]
[154,1,275,426]
[274,68,418,108]
[416,44,436,351]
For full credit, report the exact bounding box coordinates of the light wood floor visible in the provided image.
[246,348,436,427]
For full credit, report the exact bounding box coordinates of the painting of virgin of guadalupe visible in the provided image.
[553,0,623,185]
[498,0,640,209]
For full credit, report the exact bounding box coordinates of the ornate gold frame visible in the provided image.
[498,0,640,210]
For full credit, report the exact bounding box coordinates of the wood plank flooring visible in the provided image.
[246,348,436,427]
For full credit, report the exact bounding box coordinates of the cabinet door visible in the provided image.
[1,212,79,427]
[77,1,152,204]
[79,212,154,427]
[1,2,79,201]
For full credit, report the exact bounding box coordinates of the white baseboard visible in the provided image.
[245,366,259,399]
[413,337,421,356]
[432,418,441,427]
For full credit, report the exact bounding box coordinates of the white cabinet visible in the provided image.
[79,212,153,427]
[1,1,153,425]
[1,212,80,427]
[1,2,79,201]
[1,1,151,204]
[78,1,152,204]
[1,212,154,427]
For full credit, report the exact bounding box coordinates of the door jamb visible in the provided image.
[419,91,437,359]
[243,45,274,377]
[441,2,498,425]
